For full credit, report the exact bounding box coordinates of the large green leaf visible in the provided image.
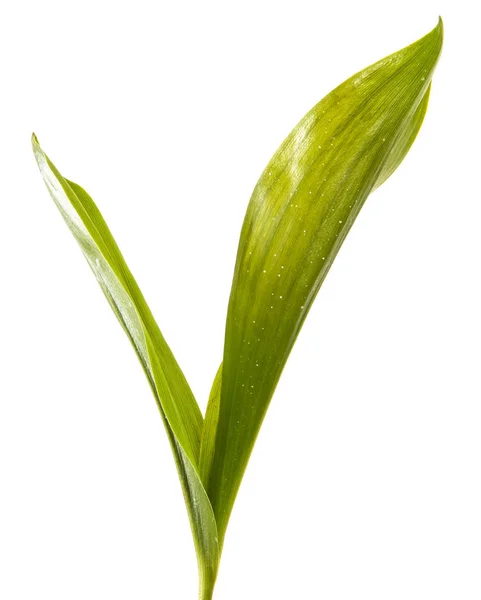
[205,19,443,545]
[32,136,219,599]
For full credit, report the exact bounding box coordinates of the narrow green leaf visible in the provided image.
[32,136,219,597]
[206,20,443,544]
[199,364,223,486]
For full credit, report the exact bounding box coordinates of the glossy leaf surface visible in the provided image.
[206,20,443,544]
[32,136,219,598]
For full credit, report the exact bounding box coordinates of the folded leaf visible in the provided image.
[32,136,219,599]
[206,19,443,544]
[200,364,223,486]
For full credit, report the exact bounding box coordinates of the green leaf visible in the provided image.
[200,364,223,486]
[32,136,219,599]
[206,19,443,545]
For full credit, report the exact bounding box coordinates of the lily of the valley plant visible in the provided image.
[33,19,443,600]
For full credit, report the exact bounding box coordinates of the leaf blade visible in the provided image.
[32,137,219,596]
[199,363,223,487]
[207,19,443,543]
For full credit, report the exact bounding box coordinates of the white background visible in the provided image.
[1,0,480,598]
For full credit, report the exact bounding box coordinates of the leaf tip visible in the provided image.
[415,17,443,75]
[435,15,444,43]
[429,16,444,55]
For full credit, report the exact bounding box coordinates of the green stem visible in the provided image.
[199,579,215,600]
